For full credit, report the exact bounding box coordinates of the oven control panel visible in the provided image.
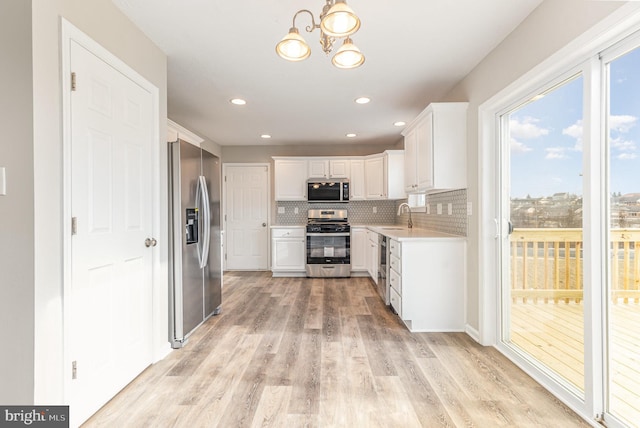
[306,224,350,233]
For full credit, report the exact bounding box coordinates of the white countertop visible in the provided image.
[362,225,466,242]
[272,223,465,241]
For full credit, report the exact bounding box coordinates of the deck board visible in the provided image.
[510,300,640,425]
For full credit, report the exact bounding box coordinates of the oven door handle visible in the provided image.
[306,232,351,237]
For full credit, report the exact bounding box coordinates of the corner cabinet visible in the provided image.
[274,158,307,201]
[271,227,306,276]
[349,160,366,200]
[364,151,405,200]
[402,102,468,193]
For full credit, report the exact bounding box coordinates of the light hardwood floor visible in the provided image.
[83,272,590,427]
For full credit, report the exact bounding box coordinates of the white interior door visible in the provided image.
[69,39,154,424]
[224,165,269,270]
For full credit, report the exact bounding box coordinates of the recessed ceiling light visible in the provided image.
[355,97,370,104]
[346,133,357,138]
[261,134,271,139]
[394,121,406,127]
[230,98,247,105]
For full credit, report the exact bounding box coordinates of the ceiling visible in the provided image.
[111,0,543,146]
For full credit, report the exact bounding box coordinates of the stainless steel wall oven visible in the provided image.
[306,209,350,277]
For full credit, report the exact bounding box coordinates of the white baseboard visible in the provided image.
[465,324,481,343]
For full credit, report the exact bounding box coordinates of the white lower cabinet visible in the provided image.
[271,227,306,276]
[388,237,465,332]
[350,227,367,272]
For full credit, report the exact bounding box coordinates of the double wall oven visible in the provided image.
[306,209,350,277]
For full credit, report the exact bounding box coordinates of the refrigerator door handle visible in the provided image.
[198,175,211,269]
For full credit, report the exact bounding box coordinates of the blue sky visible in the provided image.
[509,47,640,198]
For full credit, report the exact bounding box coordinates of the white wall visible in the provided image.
[440,0,626,332]
[0,0,35,405]
[31,0,168,404]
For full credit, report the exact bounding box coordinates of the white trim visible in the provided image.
[167,119,204,146]
[464,324,480,343]
[221,163,272,271]
[60,18,165,407]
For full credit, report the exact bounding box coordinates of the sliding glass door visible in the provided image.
[496,34,640,428]
[501,74,586,395]
[603,43,640,427]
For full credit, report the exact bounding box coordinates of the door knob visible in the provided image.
[262,223,267,227]
[145,238,158,247]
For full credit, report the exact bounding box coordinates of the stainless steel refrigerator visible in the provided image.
[169,140,222,348]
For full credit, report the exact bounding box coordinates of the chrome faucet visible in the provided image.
[397,202,413,229]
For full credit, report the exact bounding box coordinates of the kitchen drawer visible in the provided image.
[389,254,401,274]
[389,287,402,317]
[389,267,402,295]
[389,239,401,257]
[272,228,305,238]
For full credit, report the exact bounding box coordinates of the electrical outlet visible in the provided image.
[448,203,452,215]
[426,204,430,214]
[437,203,442,215]
[294,207,299,214]
[278,206,285,214]
[373,206,377,213]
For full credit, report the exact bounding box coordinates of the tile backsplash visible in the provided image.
[275,200,397,225]
[275,189,467,236]
[396,189,468,236]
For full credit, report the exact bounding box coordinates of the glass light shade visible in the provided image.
[320,0,360,37]
[276,27,311,61]
[331,38,365,69]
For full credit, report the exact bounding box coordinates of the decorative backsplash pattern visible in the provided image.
[275,190,467,236]
[275,200,397,225]
[396,189,468,236]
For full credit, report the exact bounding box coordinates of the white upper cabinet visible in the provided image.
[274,152,403,201]
[308,159,329,178]
[273,158,308,201]
[365,155,385,199]
[365,151,405,200]
[329,159,350,178]
[308,159,350,179]
[402,102,468,193]
[349,159,365,200]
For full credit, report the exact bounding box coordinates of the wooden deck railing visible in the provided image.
[510,228,640,304]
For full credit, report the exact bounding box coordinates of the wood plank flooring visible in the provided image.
[83,272,590,427]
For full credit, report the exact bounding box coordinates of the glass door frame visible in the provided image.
[599,31,640,428]
[494,62,600,418]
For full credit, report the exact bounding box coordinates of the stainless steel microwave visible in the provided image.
[307,179,350,203]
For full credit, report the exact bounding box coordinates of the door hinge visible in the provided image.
[72,361,77,379]
[71,72,77,91]
[71,217,77,235]
[224,176,227,182]
[224,253,227,261]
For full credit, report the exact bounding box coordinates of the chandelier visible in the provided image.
[275,0,365,69]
